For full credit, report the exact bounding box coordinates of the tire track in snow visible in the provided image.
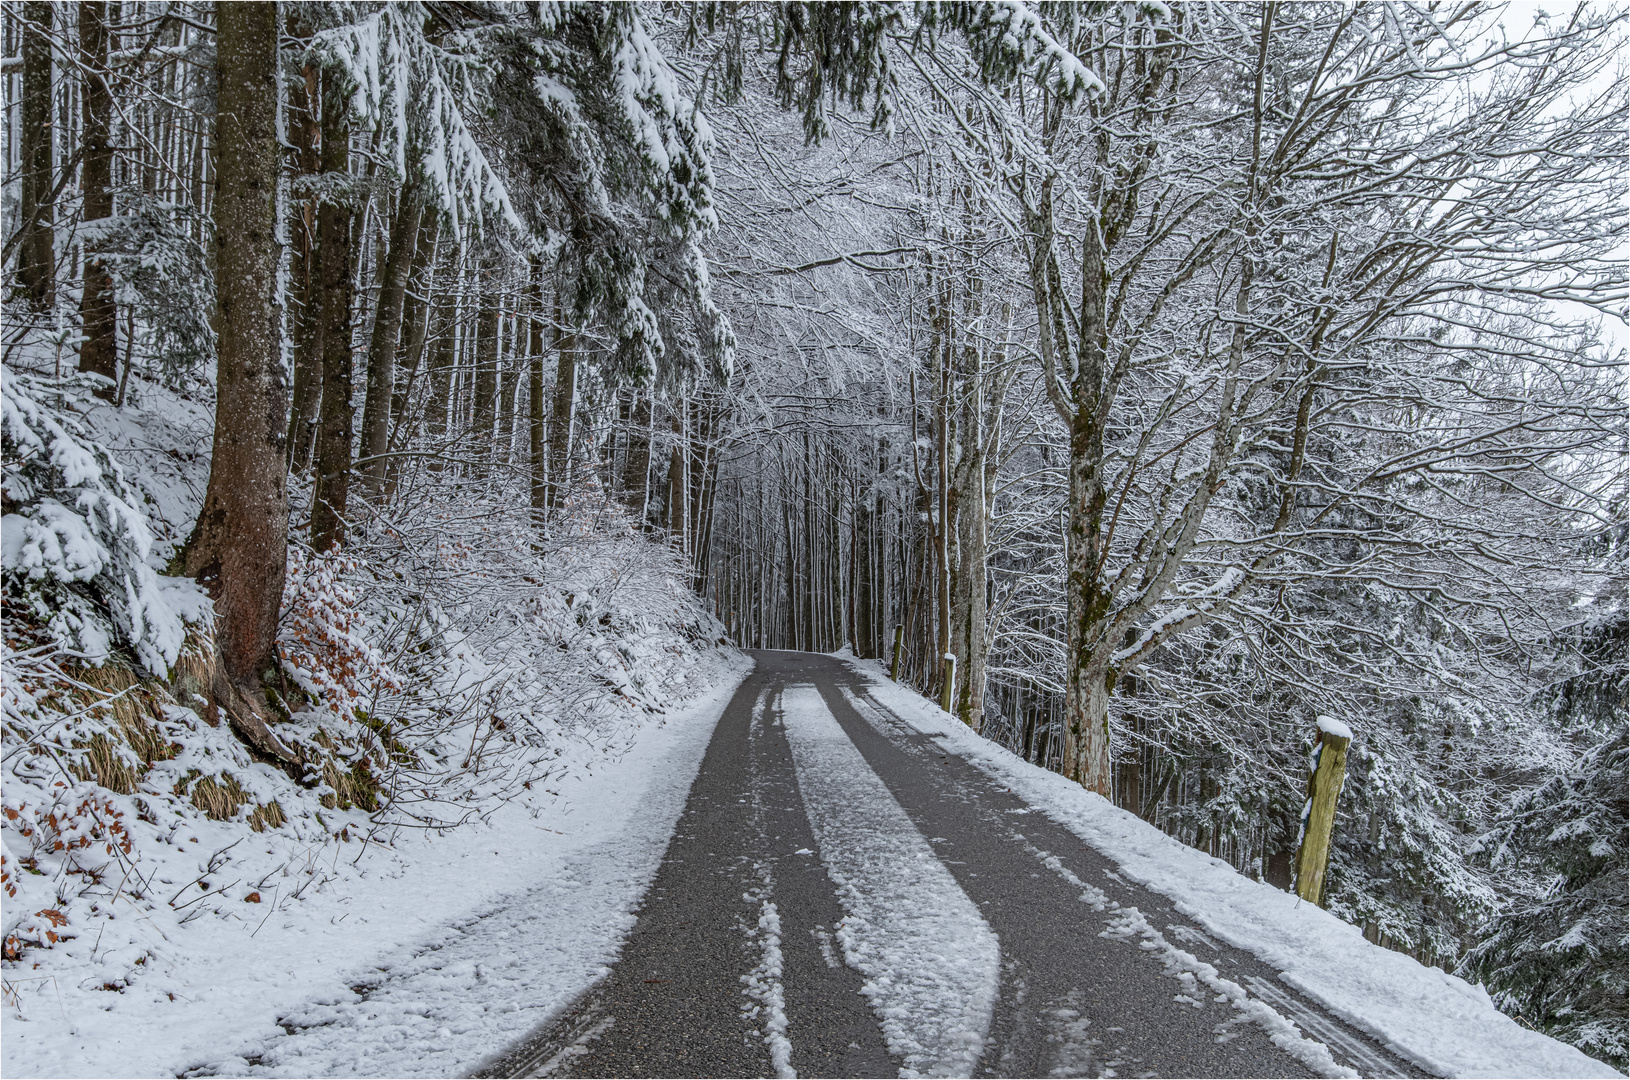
[778,684,999,1079]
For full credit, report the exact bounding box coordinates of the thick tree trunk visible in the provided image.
[309,68,355,551]
[184,1,293,763]
[1060,388,1113,793]
[286,62,322,471]
[18,0,54,311]
[359,193,421,496]
[77,0,116,398]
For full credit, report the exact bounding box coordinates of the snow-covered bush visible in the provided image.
[278,546,401,721]
[90,195,216,383]
[1,370,206,674]
[1464,725,1628,1072]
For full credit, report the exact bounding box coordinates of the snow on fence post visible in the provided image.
[940,653,956,714]
[1294,715,1353,906]
[890,624,905,682]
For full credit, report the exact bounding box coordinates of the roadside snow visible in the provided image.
[779,684,999,1079]
[843,656,1624,1080]
[1,656,750,1080]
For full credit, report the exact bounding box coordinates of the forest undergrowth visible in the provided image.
[1,360,730,1008]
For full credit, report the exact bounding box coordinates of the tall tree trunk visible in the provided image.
[950,267,995,733]
[546,292,578,509]
[622,391,651,524]
[498,311,518,464]
[384,210,439,495]
[951,391,982,730]
[359,192,421,496]
[666,412,685,544]
[528,258,548,524]
[18,0,54,311]
[309,67,355,551]
[470,255,501,461]
[1058,249,1113,795]
[184,1,292,763]
[77,0,116,397]
[286,61,322,471]
[424,268,458,472]
[935,306,953,701]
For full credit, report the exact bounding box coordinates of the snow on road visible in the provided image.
[779,684,1000,1079]
[844,655,1625,1080]
[740,686,795,1080]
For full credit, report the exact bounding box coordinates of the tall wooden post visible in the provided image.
[890,624,904,681]
[940,654,956,714]
[1294,717,1352,906]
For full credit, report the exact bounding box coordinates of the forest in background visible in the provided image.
[1,1,1624,1069]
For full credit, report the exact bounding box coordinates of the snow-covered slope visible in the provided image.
[844,655,1625,1080]
[1,370,752,1078]
[1,659,749,1080]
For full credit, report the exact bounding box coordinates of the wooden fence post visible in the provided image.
[1294,716,1353,906]
[890,624,904,681]
[940,654,956,714]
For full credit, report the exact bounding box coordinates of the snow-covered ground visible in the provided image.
[843,654,1626,1080]
[2,654,750,1079]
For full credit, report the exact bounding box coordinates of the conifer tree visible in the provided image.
[183,0,293,762]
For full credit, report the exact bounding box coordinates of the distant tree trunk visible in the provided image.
[183,1,293,763]
[384,211,439,495]
[286,61,322,471]
[309,67,355,551]
[528,258,547,523]
[498,311,519,464]
[359,192,421,496]
[18,0,54,311]
[545,292,578,509]
[470,256,501,460]
[621,390,652,525]
[391,213,439,425]
[77,0,116,398]
[934,302,953,699]
[427,263,459,472]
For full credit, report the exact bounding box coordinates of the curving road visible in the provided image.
[478,652,1422,1080]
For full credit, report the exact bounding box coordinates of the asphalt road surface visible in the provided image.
[478,652,1422,1079]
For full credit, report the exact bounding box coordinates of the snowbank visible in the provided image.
[843,656,1625,1080]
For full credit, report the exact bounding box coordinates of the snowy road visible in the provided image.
[478,652,1421,1079]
